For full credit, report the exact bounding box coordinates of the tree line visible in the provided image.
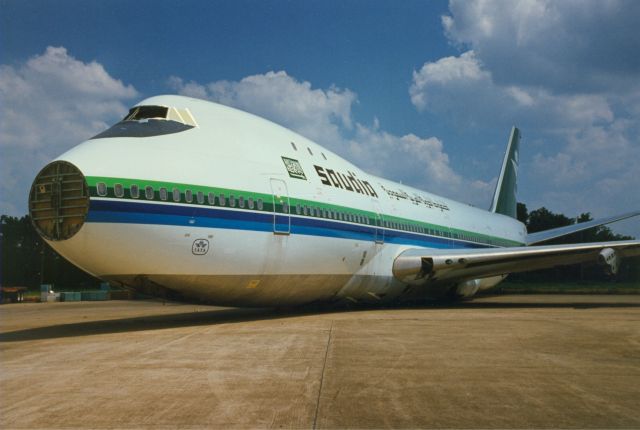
[1,205,638,289]
[514,203,639,282]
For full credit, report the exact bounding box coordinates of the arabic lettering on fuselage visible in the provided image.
[380,185,449,211]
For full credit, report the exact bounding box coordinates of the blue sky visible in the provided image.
[1,0,639,237]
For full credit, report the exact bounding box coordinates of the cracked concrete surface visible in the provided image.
[1,295,639,429]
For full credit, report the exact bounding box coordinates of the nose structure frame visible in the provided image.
[29,161,90,241]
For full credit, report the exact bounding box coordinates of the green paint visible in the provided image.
[86,175,523,247]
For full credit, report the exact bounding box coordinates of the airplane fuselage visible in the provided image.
[30,95,526,306]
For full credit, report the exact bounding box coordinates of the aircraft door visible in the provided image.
[270,178,290,235]
[372,201,384,244]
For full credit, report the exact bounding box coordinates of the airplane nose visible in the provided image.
[28,160,90,241]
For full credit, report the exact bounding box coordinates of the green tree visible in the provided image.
[513,204,637,282]
[1,215,100,289]
[516,202,528,225]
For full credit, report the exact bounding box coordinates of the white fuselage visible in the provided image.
[41,95,526,306]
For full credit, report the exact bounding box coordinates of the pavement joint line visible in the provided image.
[312,319,334,430]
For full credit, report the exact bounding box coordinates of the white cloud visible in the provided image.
[410,50,615,129]
[407,0,640,229]
[410,51,489,110]
[410,48,639,218]
[0,46,138,216]
[443,0,640,94]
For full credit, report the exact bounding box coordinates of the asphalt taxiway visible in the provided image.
[1,295,639,429]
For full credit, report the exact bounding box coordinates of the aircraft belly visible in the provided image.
[50,222,409,306]
[105,273,354,306]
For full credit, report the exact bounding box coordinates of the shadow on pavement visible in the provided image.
[2,297,639,342]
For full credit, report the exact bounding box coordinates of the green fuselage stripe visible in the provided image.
[86,176,523,247]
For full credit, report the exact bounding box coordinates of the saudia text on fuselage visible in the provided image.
[313,165,378,198]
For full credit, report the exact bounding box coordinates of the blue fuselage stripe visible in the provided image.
[87,199,491,250]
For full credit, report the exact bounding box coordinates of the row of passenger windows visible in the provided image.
[95,182,498,244]
[294,204,369,224]
[96,182,265,210]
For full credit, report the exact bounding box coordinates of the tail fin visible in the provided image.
[490,126,520,218]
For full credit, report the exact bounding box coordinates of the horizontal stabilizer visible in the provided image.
[526,210,640,245]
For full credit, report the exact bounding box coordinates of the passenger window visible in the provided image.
[296,204,301,215]
[283,202,289,213]
[130,184,139,199]
[291,142,297,151]
[197,191,204,204]
[172,188,180,202]
[229,195,236,207]
[145,186,154,200]
[97,182,107,196]
[239,196,245,208]
[114,183,124,198]
[208,192,215,205]
[159,187,168,201]
[307,147,313,156]
[219,193,226,206]
[185,190,193,203]
[257,198,263,210]
[304,205,308,216]
[248,197,255,209]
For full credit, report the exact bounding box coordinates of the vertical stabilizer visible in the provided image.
[490,127,520,218]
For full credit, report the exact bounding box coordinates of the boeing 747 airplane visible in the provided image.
[28,95,640,305]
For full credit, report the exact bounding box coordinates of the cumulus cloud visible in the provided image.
[0,46,138,216]
[410,51,490,111]
[170,71,494,207]
[410,50,614,129]
[351,125,498,205]
[408,0,640,224]
[442,0,640,94]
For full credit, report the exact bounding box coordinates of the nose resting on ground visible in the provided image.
[29,160,90,241]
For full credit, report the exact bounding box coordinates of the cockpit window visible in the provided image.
[124,106,169,121]
[91,104,198,139]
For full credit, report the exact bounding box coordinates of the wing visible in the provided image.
[526,211,640,245]
[393,240,640,284]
